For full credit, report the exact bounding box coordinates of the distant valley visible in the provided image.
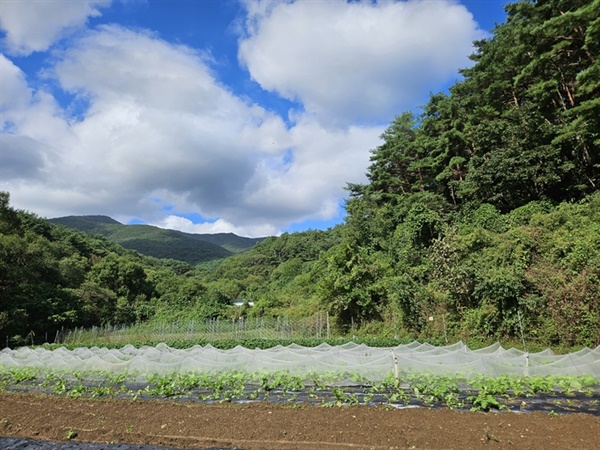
[50,215,264,265]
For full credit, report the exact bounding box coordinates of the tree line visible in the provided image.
[203,0,600,346]
[0,191,236,346]
[1,0,598,347]
[316,0,599,345]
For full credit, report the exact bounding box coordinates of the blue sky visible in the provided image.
[0,0,508,237]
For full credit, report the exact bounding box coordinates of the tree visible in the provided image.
[456,0,600,206]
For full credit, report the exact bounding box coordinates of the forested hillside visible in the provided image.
[1,0,598,347]
[50,215,263,264]
[186,0,600,346]
[0,192,242,346]
[315,0,600,345]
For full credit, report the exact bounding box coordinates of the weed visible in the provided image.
[481,426,500,443]
[66,428,77,440]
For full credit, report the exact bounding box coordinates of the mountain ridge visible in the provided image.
[50,215,264,265]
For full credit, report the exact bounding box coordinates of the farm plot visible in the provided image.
[2,392,600,450]
[1,341,598,414]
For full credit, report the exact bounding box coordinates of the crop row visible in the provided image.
[1,367,598,414]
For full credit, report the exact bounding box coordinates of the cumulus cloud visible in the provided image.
[0,54,68,134]
[0,134,47,180]
[0,1,487,237]
[152,215,278,238]
[0,0,111,55]
[1,25,378,236]
[0,53,32,113]
[242,116,378,221]
[0,53,73,190]
[51,26,311,220]
[239,0,483,125]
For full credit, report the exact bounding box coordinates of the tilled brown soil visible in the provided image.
[1,392,599,450]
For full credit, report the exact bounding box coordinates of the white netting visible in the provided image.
[1,342,598,380]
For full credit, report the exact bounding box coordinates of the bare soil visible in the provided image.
[1,392,599,450]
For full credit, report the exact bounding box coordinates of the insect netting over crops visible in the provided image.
[1,342,599,381]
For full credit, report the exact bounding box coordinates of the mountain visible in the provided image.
[49,215,122,233]
[50,215,264,265]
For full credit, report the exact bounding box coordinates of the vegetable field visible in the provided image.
[1,341,598,415]
[1,340,599,450]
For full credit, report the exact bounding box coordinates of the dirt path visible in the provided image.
[1,392,599,449]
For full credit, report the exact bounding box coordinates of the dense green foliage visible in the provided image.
[209,0,600,346]
[1,194,129,343]
[319,193,600,344]
[1,0,598,348]
[201,229,342,318]
[315,0,600,345]
[0,193,248,345]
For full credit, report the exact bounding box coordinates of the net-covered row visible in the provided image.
[1,342,598,380]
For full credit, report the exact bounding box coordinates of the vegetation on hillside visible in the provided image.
[0,192,246,346]
[50,216,263,264]
[1,0,598,347]
[313,0,600,344]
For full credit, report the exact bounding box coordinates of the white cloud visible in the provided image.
[1,1,487,237]
[239,0,483,124]
[242,116,378,222]
[152,215,278,238]
[0,0,111,55]
[0,53,32,113]
[0,53,72,189]
[0,134,46,179]
[1,25,379,236]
